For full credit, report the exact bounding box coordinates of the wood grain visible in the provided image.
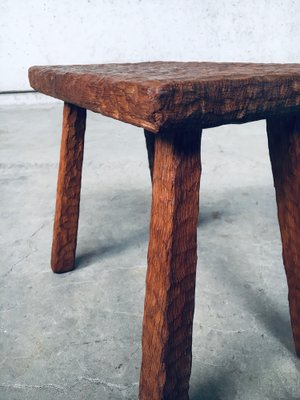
[29,62,300,132]
[139,122,202,399]
[267,114,300,356]
[51,102,86,273]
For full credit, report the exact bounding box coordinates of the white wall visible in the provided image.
[1,0,300,93]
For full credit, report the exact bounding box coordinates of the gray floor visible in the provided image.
[0,104,299,400]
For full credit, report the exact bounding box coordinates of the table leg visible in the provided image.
[267,114,300,356]
[139,123,202,400]
[51,102,86,273]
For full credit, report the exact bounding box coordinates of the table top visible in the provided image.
[29,62,300,132]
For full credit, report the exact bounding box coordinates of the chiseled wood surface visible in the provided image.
[267,114,300,356]
[51,102,86,273]
[29,62,300,398]
[29,62,300,132]
[139,123,202,400]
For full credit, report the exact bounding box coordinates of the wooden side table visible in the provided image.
[29,62,300,400]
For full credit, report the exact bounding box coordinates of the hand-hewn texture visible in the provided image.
[139,123,202,400]
[267,114,300,356]
[51,103,86,273]
[29,62,300,132]
[28,62,300,398]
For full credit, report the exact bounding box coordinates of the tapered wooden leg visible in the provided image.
[144,130,155,182]
[267,114,300,356]
[139,123,202,400]
[51,102,86,273]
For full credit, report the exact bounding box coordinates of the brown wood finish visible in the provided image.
[29,62,300,132]
[267,114,300,356]
[51,102,86,273]
[139,123,202,400]
[28,62,300,398]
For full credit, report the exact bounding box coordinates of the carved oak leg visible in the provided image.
[267,114,300,356]
[139,123,202,400]
[51,102,86,273]
[144,130,155,182]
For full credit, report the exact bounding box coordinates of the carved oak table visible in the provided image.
[29,62,300,399]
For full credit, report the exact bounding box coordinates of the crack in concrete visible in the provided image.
[80,376,138,391]
[196,323,249,334]
[54,280,100,288]
[30,222,46,238]
[0,377,138,394]
[2,253,31,278]
[0,383,64,392]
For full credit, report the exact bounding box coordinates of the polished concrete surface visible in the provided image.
[0,104,299,399]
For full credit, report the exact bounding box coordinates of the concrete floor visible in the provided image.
[0,104,300,400]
